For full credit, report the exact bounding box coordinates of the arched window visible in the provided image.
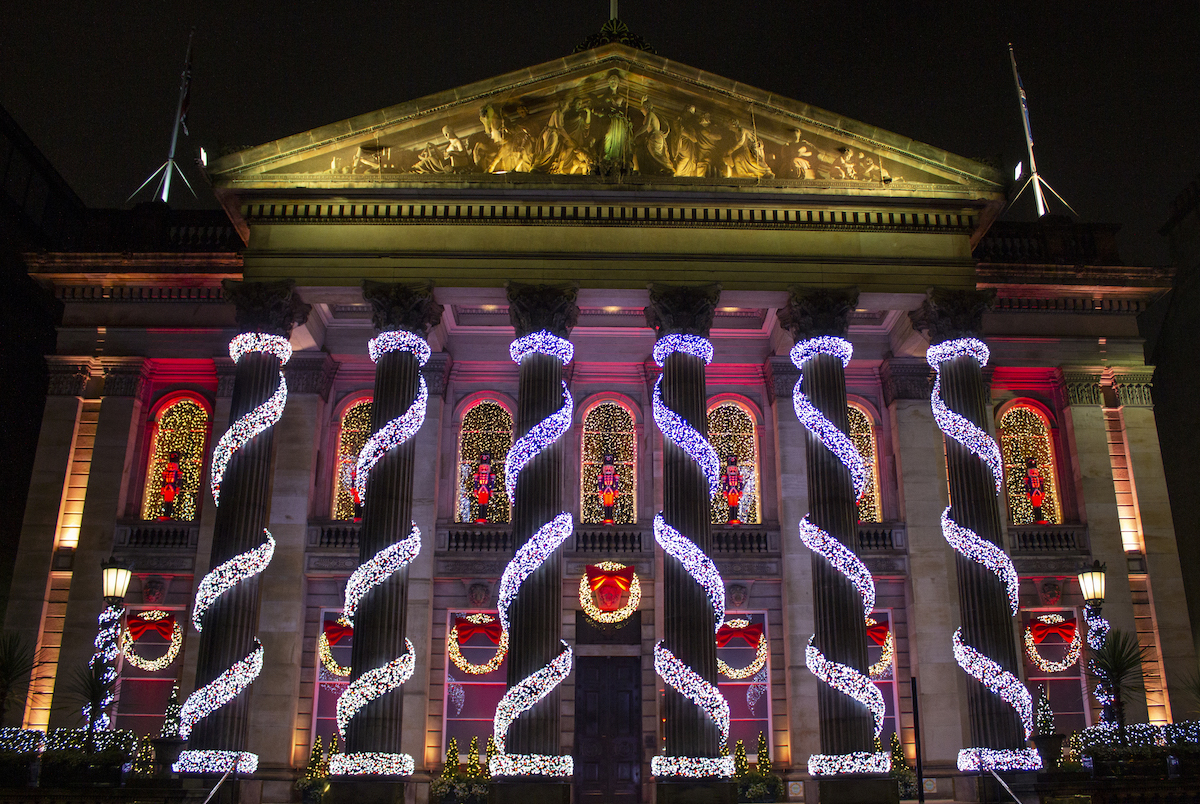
[707,401,761,525]
[456,400,514,524]
[141,396,209,522]
[332,398,373,521]
[999,404,1061,525]
[847,404,882,523]
[580,401,637,524]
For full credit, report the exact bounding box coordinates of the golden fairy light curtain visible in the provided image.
[999,404,1060,525]
[141,397,208,522]
[332,399,373,521]
[456,400,513,524]
[580,401,637,524]
[847,404,882,523]
[707,401,761,525]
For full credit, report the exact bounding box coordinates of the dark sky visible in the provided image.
[2,3,1196,266]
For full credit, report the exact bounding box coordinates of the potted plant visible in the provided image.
[734,734,784,803]
[886,732,918,798]
[1030,685,1065,770]
[0,728,43,788]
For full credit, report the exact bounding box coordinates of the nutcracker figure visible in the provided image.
[1024,456,1047,524]
[721,455,745,525]
[157,451,183,521]
[473,452,496,523]
[348,466,364,522]
[596,454,620,525]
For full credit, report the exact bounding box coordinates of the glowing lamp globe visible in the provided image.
[1077,561,1106,606]
[101,556,133,604]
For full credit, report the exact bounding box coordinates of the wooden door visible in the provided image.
[574,656,642,804]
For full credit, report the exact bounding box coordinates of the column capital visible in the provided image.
[908,287,996,344]
[423,352,453,398]
[362,280,444,335]
[880,357,933,406]
[215,358,236,398]
[777,286,859,340]
[221,279,311,337]
[505,281,580,339]
[764,355,799,402]
[98,357,150,397]
[644,282,722,339]
[45,357,96,396]
[285,352,339,400]
[1113,370,1154,407]
[1057,369,1104,406]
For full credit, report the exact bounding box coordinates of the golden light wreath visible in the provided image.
[318,617,352,677]
[716,618,769,680]
[120,610,183,673]
[866,616,894,679]
[447,613,509,675]
[578,561,641,624]
[1023,613,1082,673]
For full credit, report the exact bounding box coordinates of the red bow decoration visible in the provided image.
[454,616,503,645]
[126,612,175,641]
[586,565,635,611]
[867,621,890,646]
[1029,617,1077,644]
[716,622,764,647]
[323,620,354,645]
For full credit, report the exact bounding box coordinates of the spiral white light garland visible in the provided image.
[192,532,276,632]
[651,334,730,778]
[210,333,292,506]
[792,336,888,775]
[335,640,416,743]
[929,338,1037,771]
[174,750,259,775]
[178,641,264,740]
[342,526,421,624]
[491,331,575,778]
[1084,603,1115,722]
[85,603,122,730]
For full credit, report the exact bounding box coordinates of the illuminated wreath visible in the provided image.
[867,617,894,680]
[319,618,353,677]
[1023,614,1082,673]
[448,614,509,675]
[579,562,641,624]
[121,610,183,672]
[717,619,769,680]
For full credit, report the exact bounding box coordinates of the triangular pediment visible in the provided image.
[208,44,1001,194]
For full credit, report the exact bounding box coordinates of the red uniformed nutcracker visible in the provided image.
[721,455,745,525]
[473,452,496,523]
[1024,456,1047,524]
[157,450,183,521]
[596,453,620,525]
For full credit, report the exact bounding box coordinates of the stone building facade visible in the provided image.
[3,42,1194,803]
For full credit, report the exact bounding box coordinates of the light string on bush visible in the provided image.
[121,610,183,672]
[332,329,430,776]
[1023,614,1082,674]
[791,336,888,776]
[928,338,1039,772]
[490,331,575,778]
[85,603,122,730]
[1083,604,1114,722]
[210,333,291,506]
[651,334,730,779]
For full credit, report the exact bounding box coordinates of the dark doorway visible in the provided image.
[574,656,642,804]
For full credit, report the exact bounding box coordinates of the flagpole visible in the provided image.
[1008,43,1047,217]
[160,27,194,203]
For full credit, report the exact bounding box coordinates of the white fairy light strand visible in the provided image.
[939,508,1019,614]
[957,748,1042,773]
[192,532,276,632]
[652,334,720,497]
[85,603,122,729]
[336,640,416,739]
[791,336,887,774]
[174,750,258,775]
[1023,614,1083,674]
[746,666,769,711]
[121,610,183,673]
[490,331,576,778]
[210,333,291,506]
[178,640,264,740]
[951,629,1040,771]
[654,515,725,627]
[926,338,1002,492]
[330,752,415,777]
[1084,603,1115,722]
[342,525,421,623]
[651,642,735,779]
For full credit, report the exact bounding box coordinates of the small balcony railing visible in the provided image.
[307,521,361,550]
[574,528,645,553]
[1009,524,1090,554]
[711,528,776,554]
[113,521,199,549]
[857,523,907,553]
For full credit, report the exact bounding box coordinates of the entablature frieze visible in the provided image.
[45,357,97,396]
[285,352,339,400]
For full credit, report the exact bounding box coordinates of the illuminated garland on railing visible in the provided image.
[210,333,292,506]
[121,610,183,672]
[85,603,122,730]
[1084,603,1114,722]
[1023,614,1082,673]
[651,333,729,778]
[792,336,888,776]
[176,508,275,773]
[448,614,509,675]
[491,331,575,778]
[929,338,1039,772]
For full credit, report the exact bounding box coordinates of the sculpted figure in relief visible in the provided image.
[473,104,535,173]
[722,119,774,179]
[635,96,674,175]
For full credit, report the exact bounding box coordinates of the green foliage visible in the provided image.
[465,736,482,778]
[62,662,114,746]
[889,733,918,800]
[736,732,784,803]
[483,735,496,779]
[324,732,338,776]
[1088,629,1150,741]
[132,740,155,777]
[1035,685,1056,736]
[159,683,182,738]
[296,736,324,791]
[0,632,36,726]
[441,737,459,778]
[431,739,488,804]
[1176,670,1200,719]
[733,739,750,779]
[41,727,136,769]
[756,730,770,775]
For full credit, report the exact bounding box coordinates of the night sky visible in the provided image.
[2,3,1195,265]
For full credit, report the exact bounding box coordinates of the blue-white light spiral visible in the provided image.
[1084,603,1114,723]
[928,337,1040,772]
[490,331,574,778]
[650,334,731,779]
[85,603,122,730]
[791,336,888,776]
[334,330,429,777]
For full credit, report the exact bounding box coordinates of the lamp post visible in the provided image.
[88,557,133,730]
[1077,561,1112,724]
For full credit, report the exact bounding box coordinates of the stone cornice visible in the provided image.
[763,356,799,403]
[1057,370,1104,407]
[99,357,150,398]
[1113,371,1154,407]
[423,352,453,398]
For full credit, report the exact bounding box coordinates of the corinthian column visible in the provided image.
[495,282,578,782]
[645,283,733,792]
[179,280,309,774]
[779,288,887,780]
[910,289,1035,772]
[337,282,442,775]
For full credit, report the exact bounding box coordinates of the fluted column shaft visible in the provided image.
[803,353,874,754]
[938,354,1025,750]
[507,351,565,754]
[661,350,720,757]
[346,347,420,753]
[190,350,279,751]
